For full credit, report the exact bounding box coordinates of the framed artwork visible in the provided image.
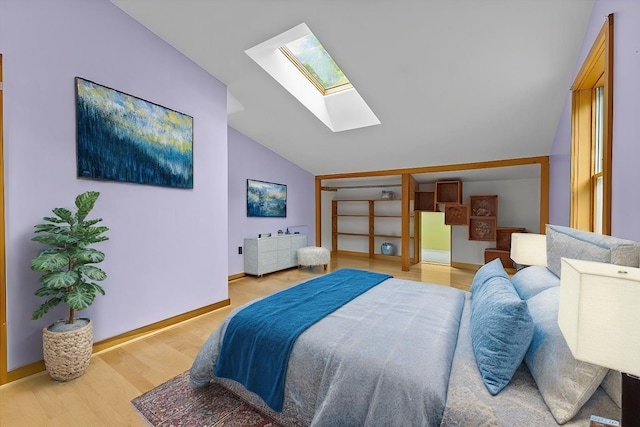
[75,77,194,189]
[247,179,287,217]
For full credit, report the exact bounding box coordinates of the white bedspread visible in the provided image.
[190,278,466,427]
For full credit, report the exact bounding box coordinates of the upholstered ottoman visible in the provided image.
[297,246,330,270]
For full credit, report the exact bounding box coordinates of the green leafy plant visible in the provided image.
[30,191,109,323]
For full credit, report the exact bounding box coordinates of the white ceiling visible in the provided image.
[110,0,594,180]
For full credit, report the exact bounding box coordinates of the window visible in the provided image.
[280,34,353,96]
[570,14,613,235]
[246,23,380,132]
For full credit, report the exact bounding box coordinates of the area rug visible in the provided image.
[131,371,285,427]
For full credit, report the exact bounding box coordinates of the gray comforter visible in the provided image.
[190,278,466,427]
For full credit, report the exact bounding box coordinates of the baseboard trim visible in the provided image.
[228,273,245,281]
[450,261,481,271]
[92,299,230,353]
[3,298,230,385]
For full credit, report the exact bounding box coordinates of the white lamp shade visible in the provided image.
[510,233,547,266]
[558,258,640,377]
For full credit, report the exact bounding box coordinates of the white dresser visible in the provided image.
[244,234,307,276]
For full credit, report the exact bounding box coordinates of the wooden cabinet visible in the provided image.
[444,204,469,225]
[484,227,527,271]
[484,248,514,269]
[436,180,462,204]
[331,199,412,258]
[496,227,526,251]
[414,190,435,211]
[469,195,498,241]
[244,234,307,276]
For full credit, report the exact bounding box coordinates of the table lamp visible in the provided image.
[558,258,640,426]
[510,233,547,268]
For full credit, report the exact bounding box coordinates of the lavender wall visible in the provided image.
[549,0,640,241]
[228,127,315,276]
[0,0,228,370]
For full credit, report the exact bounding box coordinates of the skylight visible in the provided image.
[245,23,380,132]
[280,34,353,96]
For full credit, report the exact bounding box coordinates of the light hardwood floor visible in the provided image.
[0,255,475,426]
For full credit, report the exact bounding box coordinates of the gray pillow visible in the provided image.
[511,265,559,300]
[545,224,640,277]
[524,287,608,424]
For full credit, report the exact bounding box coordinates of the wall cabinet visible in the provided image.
[414,190,435,211]
[484,227,526,270]
[331,199,412,258]
[436,180,462,204]
[469,195,498,241]
[244,234,307,276]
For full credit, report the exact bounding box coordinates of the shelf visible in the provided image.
[332,198,412,259]
[415,190,435,211]
[334,198,400,202]
[436,181,462,204]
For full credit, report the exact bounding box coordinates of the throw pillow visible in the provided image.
[471,275,534,395]
[511,265,559,300]
[545,224,640,277]
[470,258,509,294]
[524,287,608,424]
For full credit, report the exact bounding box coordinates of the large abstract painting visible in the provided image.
[247,179,287,217]
[75,77,193,189]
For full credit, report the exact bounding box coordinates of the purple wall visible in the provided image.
[227,127,315,276]
[549,0,640,241]
[0,0,228,370]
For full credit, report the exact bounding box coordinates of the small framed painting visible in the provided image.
[247,179,287,217]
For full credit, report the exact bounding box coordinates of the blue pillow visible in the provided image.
[471,275,534,395]
[470,258,509,294]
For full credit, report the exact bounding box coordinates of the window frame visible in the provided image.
[570,14,613,235]
[279,34,353,96]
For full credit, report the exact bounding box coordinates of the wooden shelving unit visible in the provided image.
[469,195,498,241]
[414,190,435,211]
[496,227,527,251]
[332,198,412,258]
[484,227,526,271]
[436,180,462,204]
[444,204,469,225]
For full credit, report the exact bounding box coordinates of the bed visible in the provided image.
[190,225,636,426]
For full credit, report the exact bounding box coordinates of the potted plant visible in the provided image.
[30,191,109,381]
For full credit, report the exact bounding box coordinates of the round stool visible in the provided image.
[297,246,331,270]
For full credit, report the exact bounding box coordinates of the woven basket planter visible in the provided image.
[42,318,93,381]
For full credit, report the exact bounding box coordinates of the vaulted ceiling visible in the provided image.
[110,0,594,179]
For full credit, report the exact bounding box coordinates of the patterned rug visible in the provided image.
[131,371,284,427]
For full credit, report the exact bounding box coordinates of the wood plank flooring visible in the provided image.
[0,255,475,426]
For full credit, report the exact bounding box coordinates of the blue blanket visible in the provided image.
[214,268,392,411]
